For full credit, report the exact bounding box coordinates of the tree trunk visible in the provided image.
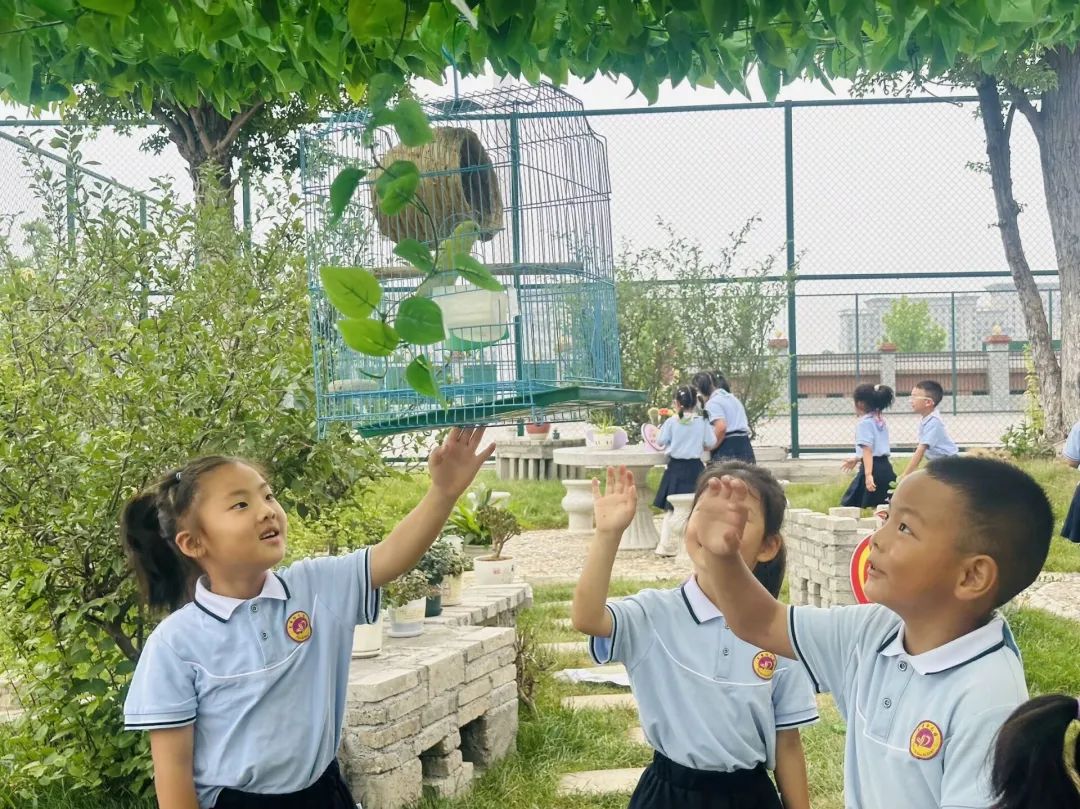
[1034,47,1080,435]
[975,75,1064,439]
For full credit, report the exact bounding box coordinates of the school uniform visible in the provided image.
[841,413,895,508]
[917,409,958,460]
[124,549,381,809]
[704,390,756,464]
[589,578,819,809]
[1061,421,1080,542]
[788,604,1027,809]
[652,415,716,510]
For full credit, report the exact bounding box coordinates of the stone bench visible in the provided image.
[495,437,586,480]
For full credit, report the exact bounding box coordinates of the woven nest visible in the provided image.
[371,127,504,245]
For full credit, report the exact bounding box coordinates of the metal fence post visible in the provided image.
[784,103,799,457]
[241,169,252,236]
[950,292,958,416]
[854,293,861,379]
[510,110,525,437]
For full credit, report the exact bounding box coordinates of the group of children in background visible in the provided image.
[119,380,1080,808]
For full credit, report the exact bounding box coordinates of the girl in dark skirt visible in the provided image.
[840,383,897,509]
[652,386,717,556]
[1060,419,1080,542]
[693,371,756,464]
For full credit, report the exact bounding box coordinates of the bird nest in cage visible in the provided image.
[371,127,504,245]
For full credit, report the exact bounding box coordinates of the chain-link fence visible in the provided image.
[0,94,1058,453]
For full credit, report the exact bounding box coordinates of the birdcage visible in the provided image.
[300,83,643,437]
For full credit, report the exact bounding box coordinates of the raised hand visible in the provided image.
[429,427,496,499]
[841,457,858,472]
[593,466,637,539]
[685,475,750,558]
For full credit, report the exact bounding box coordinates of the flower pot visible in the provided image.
[441,574,464,606]
[425,593,443,617]
[474,555,515,586]
[526,423,551,441]
[353,617,384,659]
[387,597,427,638]
[590,430,616,450]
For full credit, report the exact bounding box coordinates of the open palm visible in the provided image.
[593,466,637,535]
[429,427,496,499]
[686,475,749,558]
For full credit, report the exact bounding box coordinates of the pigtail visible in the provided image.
[991,694,1080,809]
[121,479,199,611]
[873,384,895,412]
[675,385,697,419]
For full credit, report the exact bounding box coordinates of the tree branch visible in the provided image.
[151,101,195,158]
[218,100,266,156]
[1006,84,1042,140]
[188,103,217,156]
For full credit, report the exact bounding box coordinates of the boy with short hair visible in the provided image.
[901,379,958,478]
[686,456,1054,809]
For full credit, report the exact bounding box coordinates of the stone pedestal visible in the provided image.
[665,493,696,560]
[495,437,586,481]
[561,480,595,532]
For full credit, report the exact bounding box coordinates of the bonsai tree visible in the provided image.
[476,504,522,562]
[418,538,456,588]
[383,569,433,609]
[447,544,471,578]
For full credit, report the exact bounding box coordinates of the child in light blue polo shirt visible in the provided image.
[572,462,817,809]
[686,455,1055,809]
[840,383,896,508]
[692,371,756,464]
[121,427,494,809]
[901,379,958,478]
[1060,419,1080,542]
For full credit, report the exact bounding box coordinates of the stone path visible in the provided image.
[1012,572,1080,622]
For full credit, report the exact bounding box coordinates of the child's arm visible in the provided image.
[686,476,795,659]
[901,444,927,477]
[149,727,200,809]
[571,467,637,637]
[861,445,876,491]
[370,427,495,588]
[774,729,811,809]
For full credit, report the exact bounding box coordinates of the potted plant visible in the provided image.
[473,504,522,586]
[525,420,552,440]
[385,569,432,638]
[354,611,384,659]
[441,545,472,606]
[587,410,620,450]
[418,538,456,617]
[448,491,490,547]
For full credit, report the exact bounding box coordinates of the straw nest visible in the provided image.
[371,127,504,245]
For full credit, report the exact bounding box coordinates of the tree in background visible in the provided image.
[881,296,948,352]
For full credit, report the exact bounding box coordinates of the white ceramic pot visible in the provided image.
[441,574,464,606]
[387,597,427,638]
[591,431,616,450]
[353,616,384,658]
[473,556,515,586]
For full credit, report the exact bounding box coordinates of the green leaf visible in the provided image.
[990,0,1041,24]
[393,239,434,272]
[435,219,482,269]
[395,296,445,344]
[374,160,420,216]
[758,63,782,100]
[390,98,433,146]
[76,0,134,14]
[453,255,503,291]
[319,266,382,318]
[348,0,407,40]
[406,355,441,399]
[329,166,366,224]
[415,271,459,297]
[338,318,400,356]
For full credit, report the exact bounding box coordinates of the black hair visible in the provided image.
[924,456,1053,605]
[692,371,715,399]
[120,455,260,611]
[710,371,731,393]
[991,694,1080,809]
[853,382,894,412]
[915,379,945,406]
[692,460,787,597]
[674,385,698,418]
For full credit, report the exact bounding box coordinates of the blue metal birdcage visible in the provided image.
[300,83,643,437]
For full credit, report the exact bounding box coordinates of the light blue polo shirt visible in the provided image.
[1064,420,1080,463]
[788,604,1026,809]
[589,578,818,772]
[658,415,717,459]
[124,549,381,808]
[855,413,891,456]
[704,390,750,434]
[918,411,957,460]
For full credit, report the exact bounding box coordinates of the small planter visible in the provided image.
[425,593,443,617]
[441,574,464,606]
[353,616,384,659]
[526,422,552,440]
[387,597,427,638]
[474,555,515,586]
[591,431,616,450]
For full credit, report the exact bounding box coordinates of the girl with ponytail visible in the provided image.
[840,383,897,508]
[693,370,756,464]
[991,694,1080,809]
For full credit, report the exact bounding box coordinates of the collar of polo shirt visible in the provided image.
[877,614,1007,675]
[680,576,724,623]
[194,573,290,622]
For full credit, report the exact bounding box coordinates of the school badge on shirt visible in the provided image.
[286,610,312,643]
[752,651,777,680]
[909,720,943,760]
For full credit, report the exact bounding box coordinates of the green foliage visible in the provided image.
[0,154,388,798]
[881,296,948,352]
[384,569,433,607]
[476,504,522,560]
[417,537,457,585]
[447,487,493,545]
[1001,348,1054,458]
[615,220,788,439]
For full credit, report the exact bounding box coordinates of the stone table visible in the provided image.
[552,446,667,551]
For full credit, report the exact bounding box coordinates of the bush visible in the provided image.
[1002,348,1054,459]
[0,156,389,798]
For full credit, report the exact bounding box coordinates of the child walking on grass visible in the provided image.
[121,427,494,809]
[841,383,896,508]
[572,462,817,809]
[900,379,958,478]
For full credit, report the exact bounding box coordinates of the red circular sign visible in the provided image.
[850,535,873,604]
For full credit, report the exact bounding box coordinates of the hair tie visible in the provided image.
[874,384,881,391]
[175,471,182,483]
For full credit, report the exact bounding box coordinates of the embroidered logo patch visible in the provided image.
[752,651,777,680]
[909,720,943,760]
[286,610,312,643]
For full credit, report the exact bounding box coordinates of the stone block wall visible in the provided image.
[785,507,880,608]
